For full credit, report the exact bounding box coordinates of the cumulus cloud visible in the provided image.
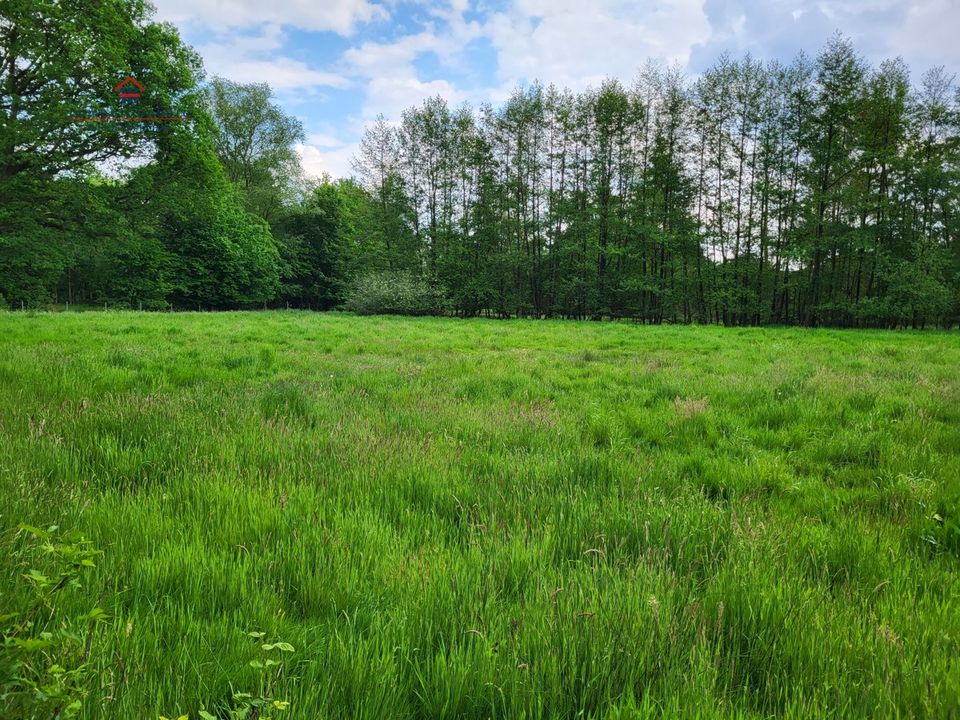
[215,58,350,89]
[483,0,712,89]
[689,0,960,73]
[306,132,345,148]
[341,16,485,119]
[156,0,960,179]
[295,142,355,178]
[197,28,350,89]
[890,0,960,72]
[152,0,387,35]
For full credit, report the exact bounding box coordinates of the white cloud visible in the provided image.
[152,0,387,35]
[197,28,350,89]
[157,0,960,182]
[891,0,960,71]
[483,0,712,90]
[295,142,355,178]
[326,0,714,176]
[221,58,350,89]
[364,75,471,119]
[306,132,345,148]
[340,4,486,119]
[688,0,960,75]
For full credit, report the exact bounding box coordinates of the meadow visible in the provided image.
[0,311,958,719]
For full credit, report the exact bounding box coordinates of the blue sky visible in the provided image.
[151,0,960,178]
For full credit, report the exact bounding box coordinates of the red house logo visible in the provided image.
[114,75,144,99]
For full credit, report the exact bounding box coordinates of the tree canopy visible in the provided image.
[0,0,201,180]
[1,0,283,309]
[0,6,957,327]
[347,36,960,327]
[206,76,304,221]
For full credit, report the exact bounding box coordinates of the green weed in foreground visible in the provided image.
[0,311,958,719]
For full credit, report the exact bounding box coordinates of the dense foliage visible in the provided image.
[353,39,960,327]
[1,1,958,326]
[0,0,279,310]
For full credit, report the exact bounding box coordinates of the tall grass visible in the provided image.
[1,312,958,718]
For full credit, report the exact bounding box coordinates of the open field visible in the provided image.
[1,312,959,719]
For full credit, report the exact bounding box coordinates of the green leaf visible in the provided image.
[14,637,53,651]
[19,524,47,538]
[86,607,108,621]
[25,569,50,585]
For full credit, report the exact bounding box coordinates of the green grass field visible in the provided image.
[1,312,959,719]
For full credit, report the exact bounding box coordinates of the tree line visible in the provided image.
[2,1,958,327]
[353,37,960,327]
